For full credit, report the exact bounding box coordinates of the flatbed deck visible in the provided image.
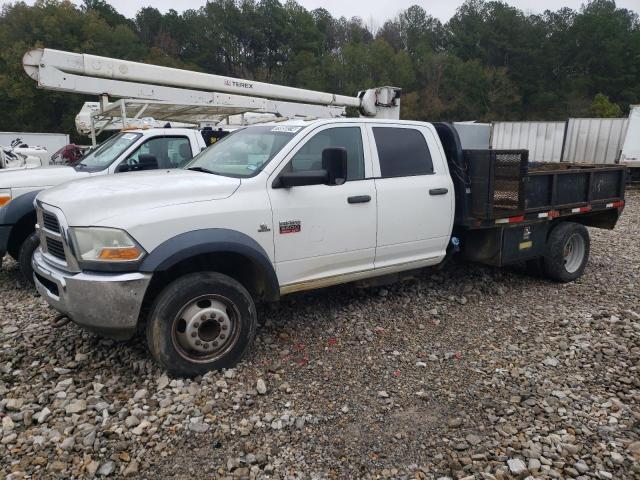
[458,149,626,229]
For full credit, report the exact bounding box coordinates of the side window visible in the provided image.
[288,127,365,181]
[125,137,193,169]
[373,127,434,178]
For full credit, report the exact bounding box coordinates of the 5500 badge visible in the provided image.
[279,220,301,234]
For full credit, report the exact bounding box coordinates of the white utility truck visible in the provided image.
[33,116,626,376]
[621,105,640,181]
[1,47,392,281]
[0,128,208,279]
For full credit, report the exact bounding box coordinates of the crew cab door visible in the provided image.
[268,124,377,287]
[368,124,454,269]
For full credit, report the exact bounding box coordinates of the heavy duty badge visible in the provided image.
[279,220,301,234]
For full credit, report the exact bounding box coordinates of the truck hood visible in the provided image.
[37,169,241,225]
[0,165,87,188]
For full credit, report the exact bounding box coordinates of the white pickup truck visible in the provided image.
[32,119,626,377]
[0,127,207,280]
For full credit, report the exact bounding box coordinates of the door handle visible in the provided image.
[347,195,371,204]
[429,188,448,196]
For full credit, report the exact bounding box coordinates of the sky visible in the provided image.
[3,0,639,24]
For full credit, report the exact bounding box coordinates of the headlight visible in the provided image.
[70,227,145,262]
[0,189,11,207]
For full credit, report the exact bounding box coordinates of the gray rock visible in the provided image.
[60,436,75,450]
[34,407,51,424]
[188,421,210,433]
[507,458,528,476]
[133,389,148,401]
[65,399,87,414]
[527,458,541,473]
[5,398,24,411]
[2,415,15,432]
[574,461,589,474]
[256,379,267,395]
[125,415,140,428]
[123,460,139,477]
[97,460,116,476]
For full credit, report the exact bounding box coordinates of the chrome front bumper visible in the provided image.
[32,250,152,339]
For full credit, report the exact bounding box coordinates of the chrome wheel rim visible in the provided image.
[563,233,585,273]
[171,294,240,364]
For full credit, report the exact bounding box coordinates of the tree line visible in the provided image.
[0,0,637,140]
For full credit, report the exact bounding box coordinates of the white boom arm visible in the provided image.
[23,48,401,120]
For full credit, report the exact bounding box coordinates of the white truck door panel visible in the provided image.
[369,124,454,269]
[268,125,377,287]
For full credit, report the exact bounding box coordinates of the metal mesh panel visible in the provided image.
[465,149,528,219]
[493,152,526,211]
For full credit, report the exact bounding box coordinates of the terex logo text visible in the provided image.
[224,79,253,89]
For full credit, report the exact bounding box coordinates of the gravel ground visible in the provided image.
[1,189,639,479]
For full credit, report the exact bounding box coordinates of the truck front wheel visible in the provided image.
[146,272,257,377]
[543,222,590,283]
[18,232,40,285]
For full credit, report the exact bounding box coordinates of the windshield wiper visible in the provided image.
[187,166,216,175]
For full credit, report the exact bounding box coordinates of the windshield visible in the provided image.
[185,125,299,177]
[76,132,142,172]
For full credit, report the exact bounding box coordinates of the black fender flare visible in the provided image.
[0,190,40,226]
[139,228,280,300]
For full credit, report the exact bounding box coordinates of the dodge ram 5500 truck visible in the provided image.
[0,128,207,281]
[32,119,626,377]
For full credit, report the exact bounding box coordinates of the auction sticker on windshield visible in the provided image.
[271,126,302,133]
[122,133,138,140]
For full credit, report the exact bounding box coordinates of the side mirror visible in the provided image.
[322,147,347,185]
[115,162,130,173]
[136,154,159,171]
[118,154,159,172]
[274,170,328,188]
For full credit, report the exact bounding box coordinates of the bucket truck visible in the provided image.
[0,48,401,282]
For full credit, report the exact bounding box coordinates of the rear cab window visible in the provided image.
[372,127,434,177]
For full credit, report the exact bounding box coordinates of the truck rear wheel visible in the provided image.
[543,222,590,283]
[146,272,257,377]
[18,232,40,285]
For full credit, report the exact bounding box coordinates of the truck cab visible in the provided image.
[31,118,626,377]
[0,127,207,281]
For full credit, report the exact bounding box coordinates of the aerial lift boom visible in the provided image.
[23,48,401,139]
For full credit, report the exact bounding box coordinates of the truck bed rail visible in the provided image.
[463,149,626,224]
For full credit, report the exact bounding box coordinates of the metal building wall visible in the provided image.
[453,122,491,149]
[491,121,565,162]
[562,118,629,164]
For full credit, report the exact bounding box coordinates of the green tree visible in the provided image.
[0,0,638,137]
[590,93,623,117]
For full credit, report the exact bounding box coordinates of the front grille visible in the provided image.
[42,211,60,233]
[46,238,66,261]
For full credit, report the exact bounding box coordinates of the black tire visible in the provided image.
[18,232,40,285]
[543,222,590,283]
[7,243,20,261]
[146,272,257,377]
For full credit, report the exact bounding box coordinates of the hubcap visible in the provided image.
[172,295,239,363]
[563,233,585,274]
